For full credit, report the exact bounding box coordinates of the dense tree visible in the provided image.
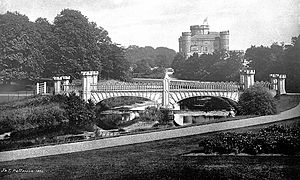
[0,9,132,82]
[245,44,283,81]
[0,12,45,83]
[133,59,152,75]
[172,50,243,81]
[276,35,300,92]
[238,85,277,115]
[245,36,300,92]
[171,53,185,73]
[51,9,109,78]
[34,18,56,78]
[99,43,131,81]
[125,45,176,77]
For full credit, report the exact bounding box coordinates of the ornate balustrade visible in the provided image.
[254,81,272,90]
[93,80,163,92]
[63,84,82,93]
[170,80,239,92]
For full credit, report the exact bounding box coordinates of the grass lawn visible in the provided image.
[1,118,300,180]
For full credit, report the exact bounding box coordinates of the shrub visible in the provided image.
[61,93,96,131]
[238,85,277,115]
[198,125,300,155]
[139,106,163,122]
[0,103,66,133]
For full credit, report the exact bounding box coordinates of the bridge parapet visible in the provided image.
[94,80,163,92]
[254,81,272,90]
[170,80,239,92]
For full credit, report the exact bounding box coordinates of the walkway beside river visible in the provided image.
[1,102,300,162]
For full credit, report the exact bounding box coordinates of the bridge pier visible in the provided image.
[53,77,62,94]
[162,68,174,108]
[81,71,99,101]
[270,74,286,95]
[240,69,255,90]
[61,76,71,92]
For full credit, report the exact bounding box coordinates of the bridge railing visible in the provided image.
[170,80,239,92]
[254,81,273,90]
[62,84,82,93]
[94,81,163,92]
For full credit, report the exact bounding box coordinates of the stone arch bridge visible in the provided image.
[53,69,286,109]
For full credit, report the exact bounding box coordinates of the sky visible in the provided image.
[0,0,299,51]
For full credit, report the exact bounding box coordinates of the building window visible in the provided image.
[205,47,208,51]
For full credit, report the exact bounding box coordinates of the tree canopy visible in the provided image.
[0,10,132,82]
[0,12,46,83]
[171,50,243,82]
[125,46,176,78]
[245,36,300,92]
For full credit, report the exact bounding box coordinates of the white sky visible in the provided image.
[1,0,299,51]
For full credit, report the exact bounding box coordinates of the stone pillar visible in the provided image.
[91,71,99,91]
[163,77,170,108]
[81,71,98,101]
[61,76,71,92]
[162,68,174,108]
[270,74,286,95]
[53,77,62,94]
[278,74,286,95]
[240,69,255,90]
[36,82,40,94]
[43,82,47,94]
[269,74,278,91]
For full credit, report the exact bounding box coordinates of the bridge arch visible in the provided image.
[90,91,163,105]
[168,91,239,109]
[175,95,238,111]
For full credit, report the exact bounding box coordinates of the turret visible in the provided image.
[220,30,229,51]
[190,25,201,36]
[199,24,209,34]
[240,69,255,90]
[179,32,191,55]
[270,74,286,95]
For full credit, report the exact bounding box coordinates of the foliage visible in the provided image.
[99,43,131,81]
[61,93,96,131]
[199,125,300,155]
[238,85,277,115]
[0,94,95,135]
[0,9,132,82]
[126,45,176,67]
[51,9,107,78]
[126,45,176,78]
[159,108,174,125]
[0,12,46,83]
[245,35,300,92]
[138,106,163,122]
[0,103,66,134]
[172,50,243,81]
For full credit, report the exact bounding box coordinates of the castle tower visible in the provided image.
[179,32,191,56]
[199,24,209,35]
[190,25,201,36]
[220,30,229,51]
